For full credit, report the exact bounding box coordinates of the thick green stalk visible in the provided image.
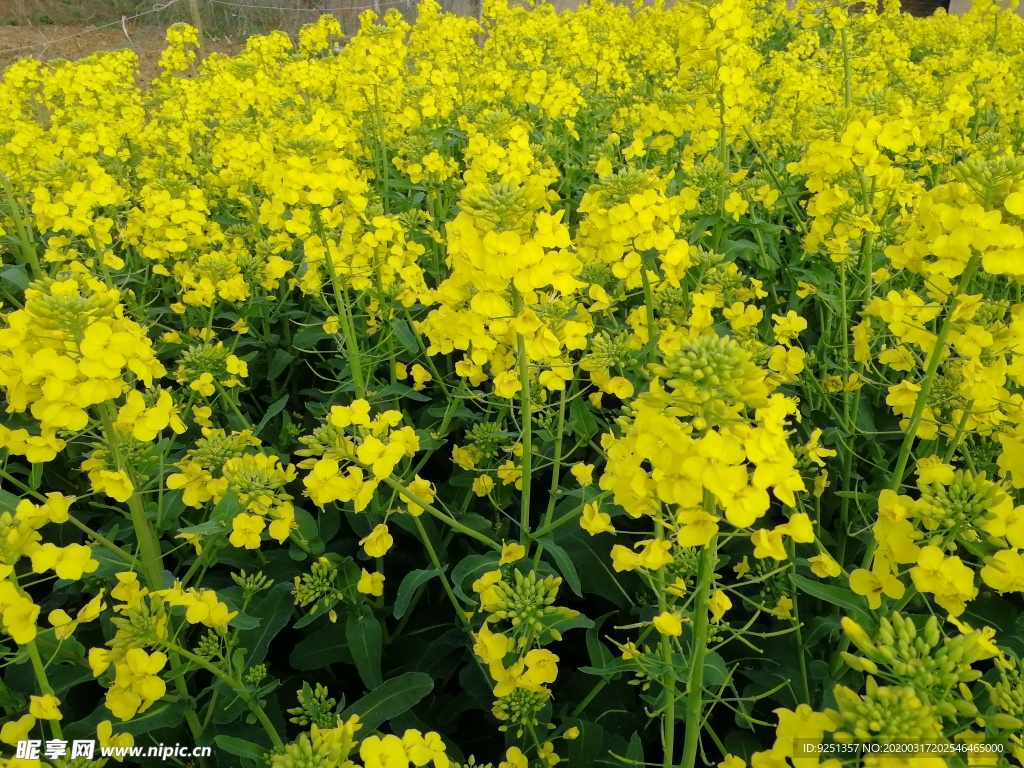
[512,289,533,546]
[161,641,284,749]
[9,571,63,740]
[0,173,41,276]
[840,28,853,111]
[641,266,659,356]
[311,208,365,398]
[681,494,719,768]
[383,475,501,551]
[655,507,676,768]
[532,388,566,567]
[96,403,208,749]
[887,255,980,494]
[97,404,164,590]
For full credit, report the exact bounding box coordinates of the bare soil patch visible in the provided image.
[0,22,242,82]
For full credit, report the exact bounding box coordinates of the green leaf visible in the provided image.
[451,552,500,604]
[215,735,268,761]
[394,566,446,619]
[391,318,420,355]
[293,324,329,348]
[65,700,185,741]
[339,672,433,734]
[565,719,605,767]
[625,732,644,765]
[586,612,616,669]
[703,651,729,687]
[238,581,294,666]
[0,265,29,291]
[790,573,874,628]
[569,395,598,440]
[537,535,582,596]
[291,624,353,671]
[254,394,289,438]
[268,348,295,379]
[556,527,635,609]
[377,381,432,402]
[347,611,384,688]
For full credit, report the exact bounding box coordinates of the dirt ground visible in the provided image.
[0,22,244,82]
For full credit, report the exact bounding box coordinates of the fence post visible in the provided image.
[188,0,206,54]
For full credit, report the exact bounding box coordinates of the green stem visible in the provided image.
[382,475,500,551]
[840,28,853,111]
[681,495,718,768]
[9,572,63,740]
[97,403,165,591]
[96,403,207,747]
[640,266,659,355]
[531,388,566,567]
[655,508,676,768]
[160,640,284,749]
[312,207,365,398]
[512,289,533,547]
[0,173,41,276]
[887,255,980,494]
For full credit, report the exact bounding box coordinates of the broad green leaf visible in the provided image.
[565,719,605,767]
[347,611,384,688]
[254,394,289,437]
[391,318,420,354]
[290,624,353,671]
[537,534,582,596]
[451,552,500,604]
[65,700,185,740]
[238,581,294,666]
[339,672,433,734]
[215,735,267,762]
[393,566,446,619]
[789,573,874,628]
[268,349,295,380]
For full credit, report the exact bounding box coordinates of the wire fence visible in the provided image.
[0,0,495,70]
[1,0,484,44]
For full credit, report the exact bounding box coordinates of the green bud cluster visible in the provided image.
[232,568,274,598]
[466,421,505,460]
[493,687,548,737]
[175,341,236,384]
[646,334,770,418]
[27,273,118,333]
[951,156,1024,208]
[842,614,984,718]
[287,682,338,728]
[579,262,614,287]
[833,677,944,742]
[268,726,348,768]
[581,330,636,372]
[295,422,355,463]
[189,429,256,475]
[109,600,165,649]
[245,664,268,685]
[293,558,340,610]
[983,662,1024,733]
[487,569,579,645]
[279,136,332,159]
[193,630,222,661]
[702,264,747,300]
[591,168,655,207]
[653,286,691,325]
[453,758,495,768]
[461,180,536,233]
[917,471,1006,544]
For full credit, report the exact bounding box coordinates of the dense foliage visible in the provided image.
[2,0,1024,766]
